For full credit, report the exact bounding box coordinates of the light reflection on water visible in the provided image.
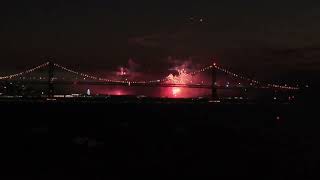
[31,85,246,98]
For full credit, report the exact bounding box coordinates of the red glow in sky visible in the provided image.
[166,69,191,97]
[166,69,193,84]
[165,65,197,98]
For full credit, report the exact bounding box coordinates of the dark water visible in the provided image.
[0,100,319,179]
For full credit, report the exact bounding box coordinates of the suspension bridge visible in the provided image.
[0,61,299,98]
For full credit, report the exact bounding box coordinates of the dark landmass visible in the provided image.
[0,95,319,179]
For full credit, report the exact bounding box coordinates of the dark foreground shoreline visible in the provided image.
[0,99,318,179]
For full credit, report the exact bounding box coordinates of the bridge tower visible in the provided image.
[211,64,218,99]
[48,61,54,97]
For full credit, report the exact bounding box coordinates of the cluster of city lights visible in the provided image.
[0,62,49,80]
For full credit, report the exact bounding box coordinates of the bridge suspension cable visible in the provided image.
[213,63,299,90]
[54,61,299,90]
[0,62,49,80]
[53,61,217,84]
[54,63,166,84]
[0,61,299,90]
[54,63,101,81]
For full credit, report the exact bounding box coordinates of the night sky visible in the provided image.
[1,1,320,83]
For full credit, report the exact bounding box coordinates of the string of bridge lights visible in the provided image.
[54,63,100,81]
[0,62,49,80]
[0,61,211,84]
[54,63,210,84]
[54,63,163,84]
[0,61,299,90]
[213,63,299,90]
